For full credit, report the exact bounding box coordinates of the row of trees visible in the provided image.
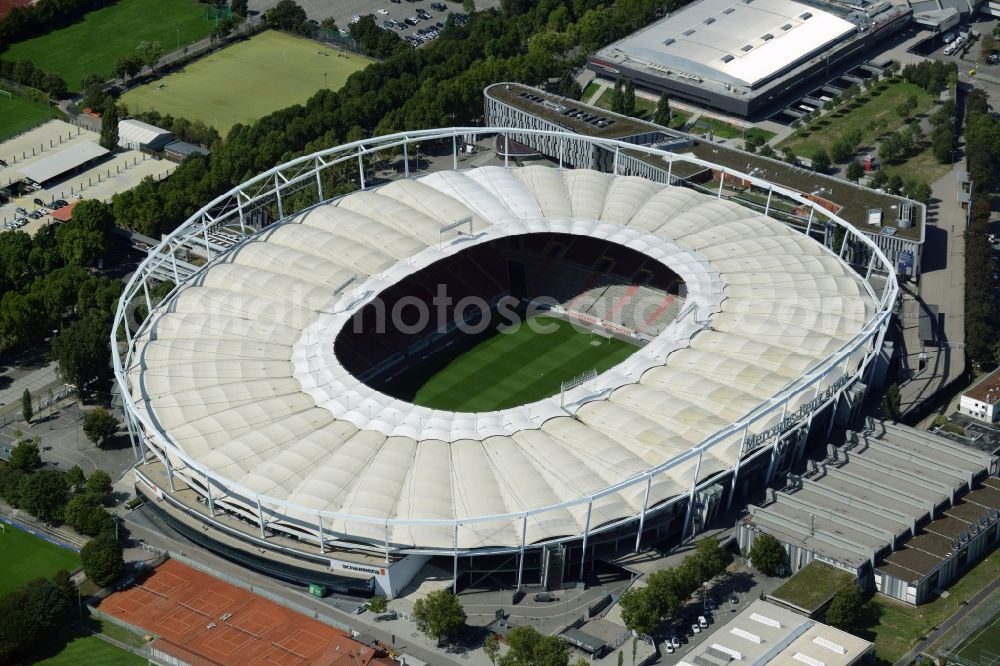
[963,89,1000,369]
[609,79,636,116]
[0,58,68,98]
[617,537,728,636]
[0,0,114,51]
[900,59,957,95]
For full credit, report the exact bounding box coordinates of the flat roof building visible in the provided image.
[959,368,1000,423]
[678,600,873,666]
[118,119,174,152]
[18,141,109,186]
[588,0,911,117]
[737,423,1000,605]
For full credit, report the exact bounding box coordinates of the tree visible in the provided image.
[622,80,636,116]
[64,493,114,536]
[112,55,142,83]
[811,148,830,173]
[500,626,570,666]
[52,312,113,400]
[632,637,638,665]
[694,537,728,581]
[20,470,68,524]
[611,79,624,114]
[232,0,249,18]
[845,160,864,182]
[825,585,865,634]
[412,588,466,645]
[653,93,671,126]
[99,99,119,151]
[484,633,501,665]
[86,469,113,500]
[369,595,388,614]
[618,586,659,636]
[83,408,119,448]
[932,125,955,164]
[135,40,165,72]
[21,388,32,424]
[81,534,124,587]
[748,533,787,576]
[617,651,624,666]
[757,143,775,158]
[463,0,476,14]
[8,437,41,472]
[263,0,307,30]
[0,574,75,663]
[55,200,114,267]
[781,146,797,165]
[881,383,901,422]
[65,465,86,490]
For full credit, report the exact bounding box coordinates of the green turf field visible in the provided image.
[0,522,80,596]
[413,316,638,412]
[0,94,52,140]
[2,0,215,92]
[34,634,145,665]
[121,31,371,136]
[955,610,1000,664]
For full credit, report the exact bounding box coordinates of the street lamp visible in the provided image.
[176,27,180,52]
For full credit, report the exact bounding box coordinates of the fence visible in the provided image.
[0,386,72,428]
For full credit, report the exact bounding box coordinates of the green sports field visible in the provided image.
[955,609,1000,664]
[0,522,80,596]
[34,634,144,665]
[2,0,215,92]
[0,94,52,141]
[121,31,371,136]
[412,316,638,412]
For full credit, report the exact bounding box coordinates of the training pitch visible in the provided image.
[0,522,80,596]
[2,0,213,92]
[955,609,1000,665]
[0,94,52,141]
[121,31,371,136]
[413,316,639,412]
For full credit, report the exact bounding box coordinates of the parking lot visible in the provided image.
[249,0,501,43]
[0,119,176,234]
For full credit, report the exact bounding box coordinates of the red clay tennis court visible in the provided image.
[0,0,31,20]
[98,559,384,666]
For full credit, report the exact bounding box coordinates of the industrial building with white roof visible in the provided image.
[588,0,911,117]
[116,129,896,597]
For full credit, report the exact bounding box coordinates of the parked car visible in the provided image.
[692,624,701,634]
[33,198,44,206]
[431,1,447,9]
[533,592,556,602]
[707,599,718,611]
[15,207,26,215]
[670,637,680,649]
[353,605,366,614]
[377,8,389,14]
[698,615,709,628]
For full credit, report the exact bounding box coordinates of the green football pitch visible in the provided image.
[955,610,1000,664]
[0,94,52,141]
[34,634,144,665]
[412,316,639,412]
[121,31,371,136]
[0,522,80,596]
[2,0,214,92]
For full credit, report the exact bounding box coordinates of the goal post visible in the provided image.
[0,90,12,100]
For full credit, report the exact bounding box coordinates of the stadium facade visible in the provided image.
[114,128,897,598]
[588,0,911,117]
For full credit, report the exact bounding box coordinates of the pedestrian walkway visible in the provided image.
[0,362,58,418]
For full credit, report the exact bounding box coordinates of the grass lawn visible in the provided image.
[867,549,1000,663]
[582,81,602,101]
[881,146,952,189]
[412,316,638,411]
[592,89,690,129]
[779,81,935,158]
[2,0,215,92]
[0,522,80,596]
[33,634,144,665]
[121,31,371,136]
[770,561,856,613]
[0,93,54,141]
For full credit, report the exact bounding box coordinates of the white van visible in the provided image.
[698,615,709,628]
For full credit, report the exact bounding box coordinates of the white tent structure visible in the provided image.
[118,119,173,151]
[114,129,896,578]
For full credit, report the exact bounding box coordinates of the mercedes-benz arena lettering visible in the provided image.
[114,128,896,598]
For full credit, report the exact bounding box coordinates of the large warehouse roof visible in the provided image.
[118,119,173,149]
[18,140,108,184]
[130,166,875,551]
[598,0,855,88]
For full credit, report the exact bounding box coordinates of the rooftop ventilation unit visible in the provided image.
[722,54,735,62]
[711,645,743,661]
[731,628,761,644]
[705,17,716,24]
[741,44,753,51]
[781,23,793,30]
[762,33,774,40]
[724,6,736,12]
[664,38,676,46]
[813,637,847,655]
[794,654,825,666]
[683,28,696,36]
[800,11,813,19]
[750,613,781,628]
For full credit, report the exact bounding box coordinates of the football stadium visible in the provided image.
[113,128,897,597]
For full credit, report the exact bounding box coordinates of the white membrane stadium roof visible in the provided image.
[601,0,855,88]
[131,167,874,551]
